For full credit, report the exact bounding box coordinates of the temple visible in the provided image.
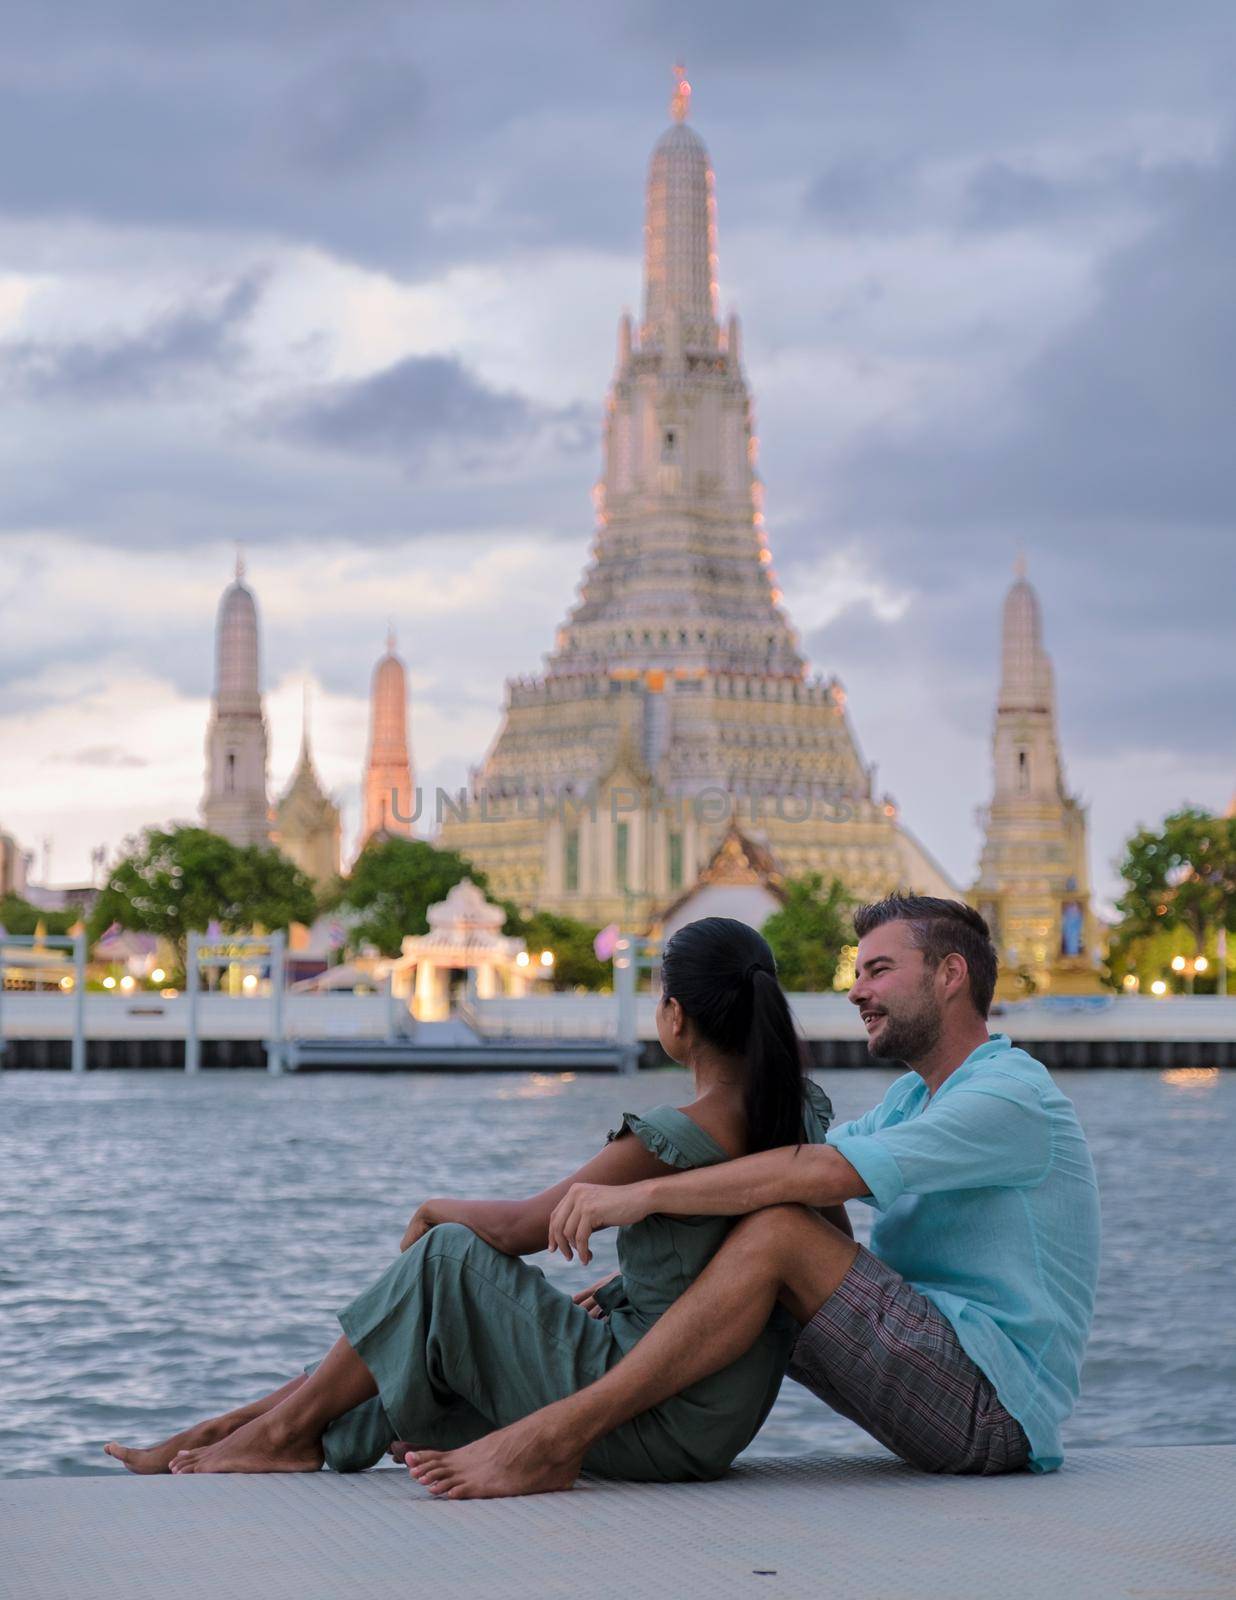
[274,688,342,890]
[202,556,272,847]
[439,69,954,925]
[971,561,1099,996]
[359,630,415,853]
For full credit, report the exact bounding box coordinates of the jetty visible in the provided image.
[2,1445,1232,1599]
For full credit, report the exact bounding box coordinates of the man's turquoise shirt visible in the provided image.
[825,1034,1100,1471]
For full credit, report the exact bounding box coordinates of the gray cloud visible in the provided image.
[277,353,594,467]
[1,272,265,401]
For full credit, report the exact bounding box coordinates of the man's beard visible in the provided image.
[867,985,942,1065]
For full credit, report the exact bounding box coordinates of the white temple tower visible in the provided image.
[439,69,953,923]
[202,556,272,847]
[359,630,414,851]
[972,560,1097,995]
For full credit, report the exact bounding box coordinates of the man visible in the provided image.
[405,895,1101,1498]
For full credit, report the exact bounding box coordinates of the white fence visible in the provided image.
[5,988,1236,1049]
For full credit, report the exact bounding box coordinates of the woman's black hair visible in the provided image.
[659,916,805,1153]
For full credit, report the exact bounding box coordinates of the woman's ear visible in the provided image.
[666,996,686,1038]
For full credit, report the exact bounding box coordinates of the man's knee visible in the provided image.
[726,1206,857,1323]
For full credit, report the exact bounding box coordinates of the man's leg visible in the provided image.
[407,1206,858,1499]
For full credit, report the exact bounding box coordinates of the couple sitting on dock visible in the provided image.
[106,896,1100,1493]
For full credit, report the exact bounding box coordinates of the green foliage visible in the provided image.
[341,838,485,957]
[1114,807,1236,952]
[86,826,317,960]
[762,873,853,992]
[507,908,610,992]
[0,895,82,938]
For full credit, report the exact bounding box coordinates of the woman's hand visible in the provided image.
[400,1200,442,1252]
[573,1269,620,1318]
[548,1181,657,1265]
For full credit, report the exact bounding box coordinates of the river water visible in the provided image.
[0,1065,1231,1478]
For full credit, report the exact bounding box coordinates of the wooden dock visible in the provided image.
[2,1445,1233,1599]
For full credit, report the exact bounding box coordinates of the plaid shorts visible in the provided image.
[787,1245,1031,1475]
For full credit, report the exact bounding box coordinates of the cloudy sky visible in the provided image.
[1,1,1232,909]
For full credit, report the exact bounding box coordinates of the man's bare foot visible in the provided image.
[169,1411,323,1475]
[405,1414,584,1500]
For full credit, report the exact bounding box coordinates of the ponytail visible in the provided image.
[660,917,806,1153]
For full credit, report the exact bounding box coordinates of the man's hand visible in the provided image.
[573,1269,620,1318]
[548,1180,657,1265]
[400,1201,441,1252]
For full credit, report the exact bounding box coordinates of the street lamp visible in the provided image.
[1150,979,1168,996]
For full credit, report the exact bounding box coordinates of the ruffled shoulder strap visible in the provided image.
[607,1105,728,1171]
[802,1077,834,1144]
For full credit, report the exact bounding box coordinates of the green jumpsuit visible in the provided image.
[321,1081,833,1483]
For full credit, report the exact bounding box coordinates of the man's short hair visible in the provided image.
[853,895,999,1018]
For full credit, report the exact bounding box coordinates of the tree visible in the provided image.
[341,838,486,957]
[506,908,610,991]
[1113,807,1236,959]
[86,826,317,966]
[762,873,853,992]
[0,896,83,938]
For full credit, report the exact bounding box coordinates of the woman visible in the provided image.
[105,917,844,1481]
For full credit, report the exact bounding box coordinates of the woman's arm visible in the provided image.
[547,1143,868,1264]
[400,1129,677,1258]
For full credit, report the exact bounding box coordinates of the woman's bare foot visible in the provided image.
[389,1439,414,1463]
[105,1414,239,1475]
[105,1375,310,1474]
[405,1414,584,1500]
[169,1410,323,1475]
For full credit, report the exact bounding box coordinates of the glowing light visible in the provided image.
[758,548,772,564]
[242,973,258,992]
[540,950,555,967]
[516,951,530,968]
[119,975,136,992]
[102,976,116,990]
[1150,979,1168,996]
[160,988,179,998]
[151,967,165,984]
[1121,974,1139,991]
[1161,1067,1220,1088]
[1194,956,1209,973]
[1170,955,1187,972]
[59,976,73,991]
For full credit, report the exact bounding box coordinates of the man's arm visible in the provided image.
[548,1143,868,1265]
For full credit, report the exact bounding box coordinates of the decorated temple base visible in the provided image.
[3,1446,1232,1600]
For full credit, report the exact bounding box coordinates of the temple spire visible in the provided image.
[202,561,271,846]
[642,67,717,344]
[670,61,691,122]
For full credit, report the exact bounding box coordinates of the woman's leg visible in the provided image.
[104,1373,309,1475]
[174,1223,624,1476]
[170,1333,378,1474]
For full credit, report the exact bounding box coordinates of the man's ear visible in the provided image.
[940,952,969,1001]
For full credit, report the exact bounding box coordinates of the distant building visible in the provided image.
[0,827,28,899]
[972,562,1100,996]
[202,556,272,847]
[275,694,341,891]
[439,69,954,926]
[655,825,787,943]
[359,630,414,853]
